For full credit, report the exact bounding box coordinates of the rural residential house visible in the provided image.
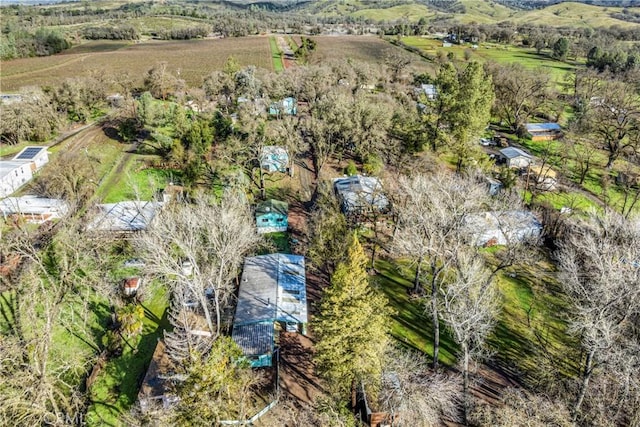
[0,162,35,198]
[464,210,542,247]
[333,175,389,216]
[87,201,163,232]
[0,146,49,198]
[260,146,289,173]
[0,195,69,223]
[525,123,562,141]
[499,147,533,169]
[255,199,288,233]
[416,83,437,100]
[232,254,307,367]
[268,97,297,117]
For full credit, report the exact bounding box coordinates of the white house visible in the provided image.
[464,211,542,247]
[0,161,34,198]
[12,146,49,169]
[420,84,437,100]
[333,175,389,216]
[0,146,49,198]
[0,195,69,223]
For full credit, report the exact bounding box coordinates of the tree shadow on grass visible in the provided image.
[374,259,458,366]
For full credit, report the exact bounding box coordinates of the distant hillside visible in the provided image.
[220,0,640,28]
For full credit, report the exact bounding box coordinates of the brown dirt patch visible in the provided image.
[278,332,324,403]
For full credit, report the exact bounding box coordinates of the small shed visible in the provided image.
[333,175,389,216]
[232,254,307,368]
[269,97,297,116]
[256,199,288,233]
[123,277,142,296]
[499,147,533,169]
[260,146,289,173]
[0,195,69,223]
[484,177,503,196]
[525,123,562,141]
[464,210,542,247]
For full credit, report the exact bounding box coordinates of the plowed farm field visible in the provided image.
[0,36,273,92]
[309,35,432,74]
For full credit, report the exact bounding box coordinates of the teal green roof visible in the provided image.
[256,199,288,216]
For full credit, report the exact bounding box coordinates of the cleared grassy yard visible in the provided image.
[374,252,578,386]
[86,281,170,426]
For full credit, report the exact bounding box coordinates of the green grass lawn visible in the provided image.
[374,253,579,385]
[269,36,284,72]
[374,259,458,366]
[487,257,579,383]
[86,281,170,426]
[101,157,181,203]
[401,37,575,86]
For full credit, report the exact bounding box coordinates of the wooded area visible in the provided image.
[2,1,640,426]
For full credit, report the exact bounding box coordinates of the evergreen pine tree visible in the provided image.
[313,234,390,397]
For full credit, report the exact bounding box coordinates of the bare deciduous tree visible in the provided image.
[135,193,261,359]
[555,213,640,422]
[585,78,640,169]
[438,249,500,424]
[471,388,574,427]
[379,347,461,426]
[391,171,490,369]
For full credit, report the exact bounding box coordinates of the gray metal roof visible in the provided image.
[525,123,561,133]
[87,201,163,232]
[499,147,532,159]
[464,210,542,246]
[233,253,307,326]
[333,175,389,213]
[232,254,307,359]
[0,195,69,218]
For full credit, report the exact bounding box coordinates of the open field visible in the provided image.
[514,2,640,29]
[311,35,432,74]
[351,4,435,21]
[401,37,575,84]
[305,0,640,28]
[375,259,459,366]
[0,37,273,92]
[101,156,182,203]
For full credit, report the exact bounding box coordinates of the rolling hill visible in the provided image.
[224,0,640,28]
